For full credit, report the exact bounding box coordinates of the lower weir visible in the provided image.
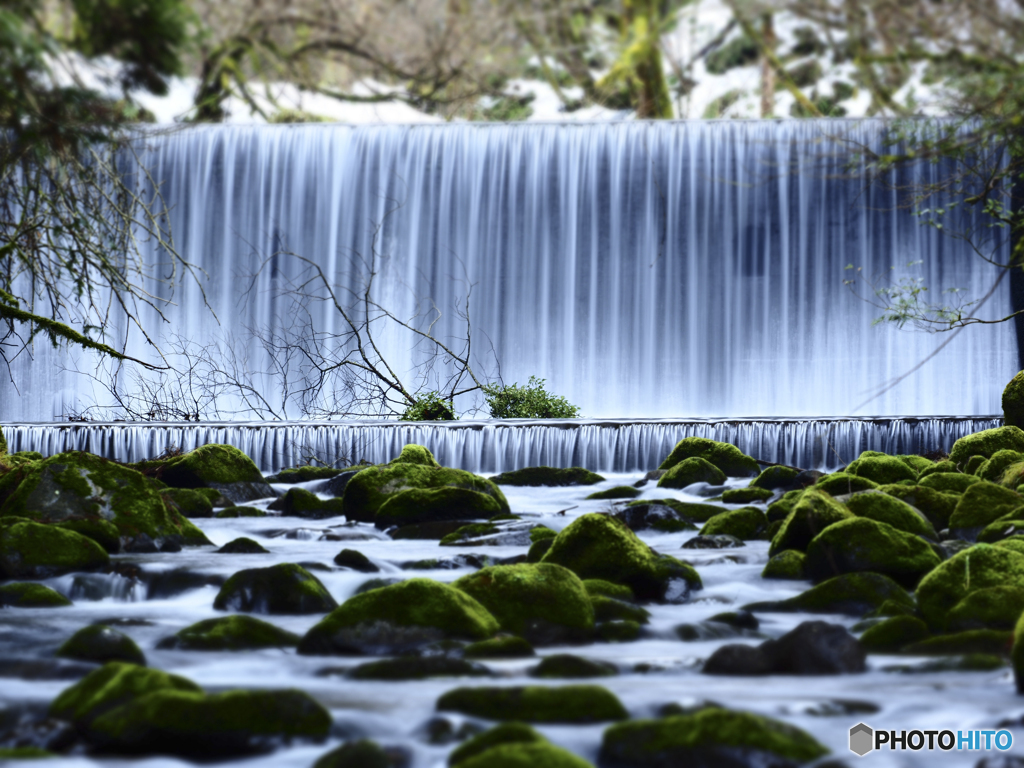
[3,416,1000,473]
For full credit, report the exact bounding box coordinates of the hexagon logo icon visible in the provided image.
[850,722,874,757]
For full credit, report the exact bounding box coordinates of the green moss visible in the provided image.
[448,723,546,767]
[916,544,1024,629]
[437,685,627,724]
[161,615,299,651]
[859,615,930,653]
[766,490,802,523]
[813,473,879,495]
[463,636,535,659]
[720,487,773,504]
[526,537,555,563]
[996,537,1024,556]
[529,526,556,543]
[878,485,960,530]
[389,444,441,467]
[946,586,1024,632]
[745,573,914,617]
[903,629,1012,656]
[215,506,266,518]
[598,708,828,766]
[768,487,853,557]
[586,485,642,500]
[918,460,960,479]
[804,518,941,588]
[843,490,937,540]
[1004,372,1024,430]
[1014,610,1024,692]
[0,581,72,607]
[217,537,269,554]
[530,654,617,678]
[50,662,202,726]
[978,517,1024,543]
[441,523,499,546]
[265,466,344,483]
[761,550,806,580]
[591,595,649,624]
[541,513,702,600]
[658,438,760,477]
[848,455,918,485]
[161,488,214,519]
[86,688,331,756]
[343,463,508,524]
[0,747,54,759]
[453,563,594,643]
[583,580,635,601]
[490,467,605,486]
[595,620,642,642]
[949,482,1024,532]
[314,740,393,768]
[298,578,498,654]
[919,472,980,493]
[456,743,594,768]
[949,426,1024,466]
[213,563,338,614]
[57,625,146,665]
[0,519,109,578]
[750,465,799,490]
[701,507,768,540]
[53,518,121,553]
[657,457,726,489]
[966,455,987,475]
[377,487,503,529]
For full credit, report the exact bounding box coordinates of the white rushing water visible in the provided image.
[0,472,1020,767]
[0,120,1017,421]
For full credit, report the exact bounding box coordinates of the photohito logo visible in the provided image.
[849,723,1013,757]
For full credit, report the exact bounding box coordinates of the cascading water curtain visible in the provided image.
[0,120,1015,421]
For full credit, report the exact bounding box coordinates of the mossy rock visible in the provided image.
[804,518,941,588]
[750,465,799,491]
[334,548,378,572]
[583,580,635,601]
[886,654,1006,674]
[903,629,1012,656]
[57,625,145,665]
[376,487,503,529]
[266,466,345,484]
[768,487,853,557]
[918,472,980,493]
[974,449,1024,483]
[490,467,605,486]
[217,537,269,554]
[966,455,987,475]
[265,487,339,519]
[814,472,879,496]
[878,485,960,530]
[347,656,490,681]
[918,460,960,479]
[858,615,930,653]
[0,452,209,546]
[949,482,1024,534]
[448,723,546,767]
[389,444,441,467]
[999,461,1024,490]
[1004,372,1024,430]
[0,519,109,579]
[52,518,122,554]
[847,455,918,485]
[50,662,202,726]
[0,747,54,759]
[530,654,617,678]
[313,739,397,768]
[541,513,702,601]
[343,463,508,524]
[701,507,768,540]
[441,523,499,546]
[526,538,555,563]
[842,490,937,540]
[614,504,698,534]
[591,595,650,624]
[159,615,300,651]
[598,707,828,767]
[298,578,499,655]
[897,454,935,474]
[658,438,760,478]
[86,687,331,757]
[595,620,642,642]
[436,685,627,724]
[456,742,594,768]
[978,516,1024,543]
[719,487,773,504]
[626,499,727,523]
[1014,610,1024,692]
[946,586,1024,632]
[161,488,214,519]
[766,490,802,523]
[213,563,338,614]
[996,537,1024,556]
[586,485,642,500]
[215,506,266,518]
[453,563,594,644]
[761,550,806,580]
[745,573,913,617]
[949,426,1024,466]
[915,544,1024,630]
[0,581,71,607]
[529,526,556,543]
[463,635,535,659]
[657,457,726,490]
[133,444,272,503]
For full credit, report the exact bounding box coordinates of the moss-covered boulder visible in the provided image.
[627,499,732,523]
[761,550,806,580]
[57,625,146,665]
[343,463,508,524]
[463,635,535,659]
[133,444,272,503]
[804,518,941,588]
[842,490,937,540]
[1004,372,1024,430]
[583,580,635,601]
[591,595,650,624]
[598,707,828,768]
[1013,610,1024,692]
[766,490,802,523]
[915,544,1024,630]
[814,473,878,496]
[720,487,774,504]
[750,465,800,491]
[531,654,617,678]
[858,615,930,653]
[745,573,914,617]
[946,586,1024,631]
[0,452,209,546]
[313,739,398,768]
[903,629,1012,656]
[161,488,214,519]
[217,537,269,554]
[267,487,344,519]
[375,487,503,529]
[453,563,594,644]
[437,685,627,724]
[949,482,1024,535]
[586,486,642,500]
[298,578,498,655]
[848,455,918,485]
[213,563,338,615]
[347,656,490,681]
[919,472,980,493]
[541,513,702,601]
[448,723,547,767]
[215,506,266,519]
[52,518,122,553]
[595,620,642,642]
[50,662,202,726]
[701,507,768,540]
[0,519,109,578]
[768,487,853,557]
[86,687,330,757]
[457,742,594,768]
[659,438,760,477]
[266,466,345,484]
[878,485,960,530]
[0,581,71,607]
[918,460,960,479]
[657,457,726,489]
[949,426,1024,466]
[491,467,605,486]
[159,615,300,651]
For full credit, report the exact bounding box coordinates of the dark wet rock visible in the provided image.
[681,534,744,549]
[346,656,491,680]
[322,470,364,498]
[56,625,145,665]
[614,504,696,533]
[159,539,182,553]
[530,654,617,678]
[376,487,502,530]
[267,466,346,484]
[745,573,914,617]
[122,533,159,553]
[132,444,274,504]
[675,621,757,642]
[490,466,605,487]
[595,620,642,642]
[217,537,269,554]
[632,470,668,489]
[0,717,80,756]
[158,615,299,651]
[213,563,338,615]
[437,685,628,724]
[707,610,759,630]
[0,519,109,579]
[858,615,930,653]
[916,544,1024,630]
[145,569,226,600]
[720,487,774,504]
[390,521,471,540]
[402,554,491,571]
[769,487,853,557]
[463,635,535,659]
[0,582,71,608]
[334,549,379,572]
[0,657,96,680]
[215,506,266,518]
[161,487,214,519]
[704,621,865,676]
[591,596,649,624]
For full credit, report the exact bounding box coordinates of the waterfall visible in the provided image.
[0,120,1016,421]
